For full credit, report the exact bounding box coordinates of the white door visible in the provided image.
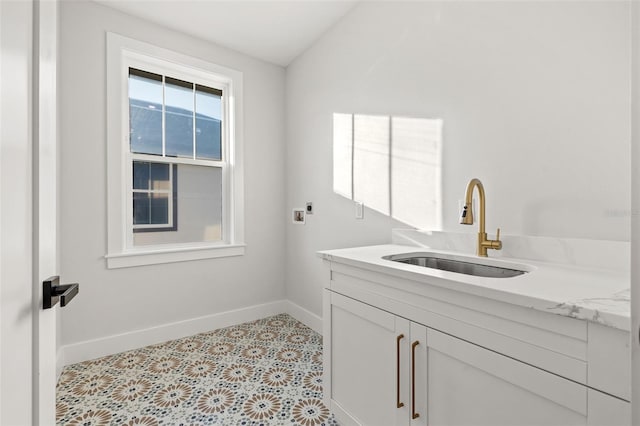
[0,0,59,424]
[34,0,59,424]
[1,0,36,423]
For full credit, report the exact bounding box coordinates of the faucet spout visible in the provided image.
[460,178,502,257]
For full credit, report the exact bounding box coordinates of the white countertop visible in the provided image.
[319,242,630,331]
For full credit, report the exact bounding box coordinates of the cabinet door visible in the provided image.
[409,322,428,426]
[587,389,630,426]
[326,291,408,426]
[424,328,588,426]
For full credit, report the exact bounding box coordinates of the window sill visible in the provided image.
[105,243,245,269]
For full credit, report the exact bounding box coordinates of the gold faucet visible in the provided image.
[460,178,502,257]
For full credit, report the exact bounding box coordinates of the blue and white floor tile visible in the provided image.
[56,314,337,426]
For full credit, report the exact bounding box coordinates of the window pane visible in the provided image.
[149,162,170,191]
[149,193,169,224]
[195,90,222,160]
[129,73,163,155]
[165,79,194,158]
[133,161,150,190]
[133,192,150,225]
[134,164,222,246]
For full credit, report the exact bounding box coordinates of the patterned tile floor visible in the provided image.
[56,314,337,425]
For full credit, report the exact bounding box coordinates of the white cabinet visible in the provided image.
[324,290,629,426]
[326,291,400,425]
[587,389,631,426]
[425,327,586,426]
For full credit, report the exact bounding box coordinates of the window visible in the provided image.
[132,162,176,232]
[127,67,223,240]
[106,34,245,268]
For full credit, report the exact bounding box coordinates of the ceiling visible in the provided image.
[94,0,359,66]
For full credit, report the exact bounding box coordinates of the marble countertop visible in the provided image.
[319,240,630,332]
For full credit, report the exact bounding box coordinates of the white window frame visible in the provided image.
[106,33,245,268]
[132,161,174,231]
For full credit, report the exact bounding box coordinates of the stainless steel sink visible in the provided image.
[383,253,528,278]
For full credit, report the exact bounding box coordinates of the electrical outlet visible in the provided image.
[355,202,364,219]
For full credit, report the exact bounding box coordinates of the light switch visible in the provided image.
[355,201,364,219]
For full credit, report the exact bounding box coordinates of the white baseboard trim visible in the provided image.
[285,300,322,334]
[62,300,288,366]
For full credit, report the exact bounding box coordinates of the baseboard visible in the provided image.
[61,299,324,367]
[330,399,361,425]
[285,300,322,334]
[62,300,288,366]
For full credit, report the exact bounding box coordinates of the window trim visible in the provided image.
[106,33,245,268]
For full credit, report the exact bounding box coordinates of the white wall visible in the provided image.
[285,2,631,317]
[59,1,286,349]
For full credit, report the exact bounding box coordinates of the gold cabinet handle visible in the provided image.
[411,340,420,419]
[396,334,405,408]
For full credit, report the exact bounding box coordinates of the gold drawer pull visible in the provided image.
[411,340,420,419]
[396,334,405,408]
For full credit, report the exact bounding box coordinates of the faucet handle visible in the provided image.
[491,228,503,250]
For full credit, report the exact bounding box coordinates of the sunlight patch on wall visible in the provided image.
[333,113,442,230]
